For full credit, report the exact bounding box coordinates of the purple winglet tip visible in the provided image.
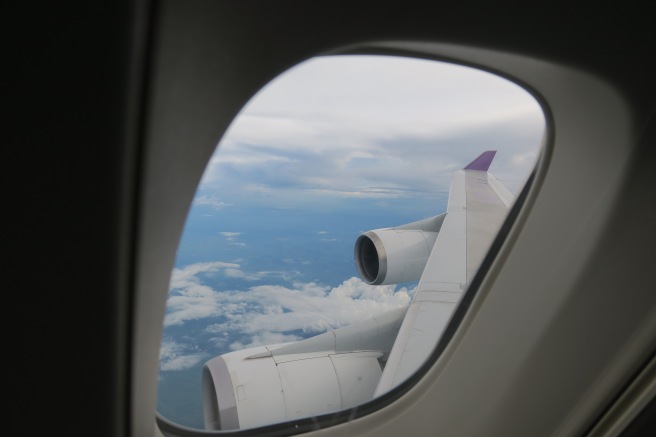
[464,150,496,171]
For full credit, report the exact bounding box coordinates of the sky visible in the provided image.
[156,55,546,429]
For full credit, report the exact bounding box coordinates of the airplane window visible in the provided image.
[156,55,545,432]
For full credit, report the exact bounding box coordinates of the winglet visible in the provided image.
[464,150,496,171]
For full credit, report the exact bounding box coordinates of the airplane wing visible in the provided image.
[373,150,513,396]
[201,151,513,430]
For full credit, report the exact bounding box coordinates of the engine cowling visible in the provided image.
[202,346,382,430]
[201,309,406,431]
[354,213,445,285]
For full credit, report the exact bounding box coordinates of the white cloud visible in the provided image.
[159,340,207,371]
[169,261,240,291]
[219,232,241,241]
[229,56,540,146]
[219,232,247,247]
[206,278,413,336]
[166,262,252,326]
[197,55,545,201]
[193,195,232,210]
[165,262,414,350]
[223,268,261,281]
[220,232,241,237]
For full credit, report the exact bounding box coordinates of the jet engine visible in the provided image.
[354,213,445,285]
[202,346,382,430]
[201,308,406,431]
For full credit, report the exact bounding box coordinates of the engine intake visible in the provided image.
[354,213,445,285]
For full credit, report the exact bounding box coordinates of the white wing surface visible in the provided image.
[374,150,513,395]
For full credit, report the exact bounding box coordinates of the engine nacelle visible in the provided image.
[202,346,382,430]
[354,213,445,285]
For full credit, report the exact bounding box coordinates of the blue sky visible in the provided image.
[156,55,545,428]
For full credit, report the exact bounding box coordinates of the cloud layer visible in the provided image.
[199,55,545,203]
[161,261,414,369]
